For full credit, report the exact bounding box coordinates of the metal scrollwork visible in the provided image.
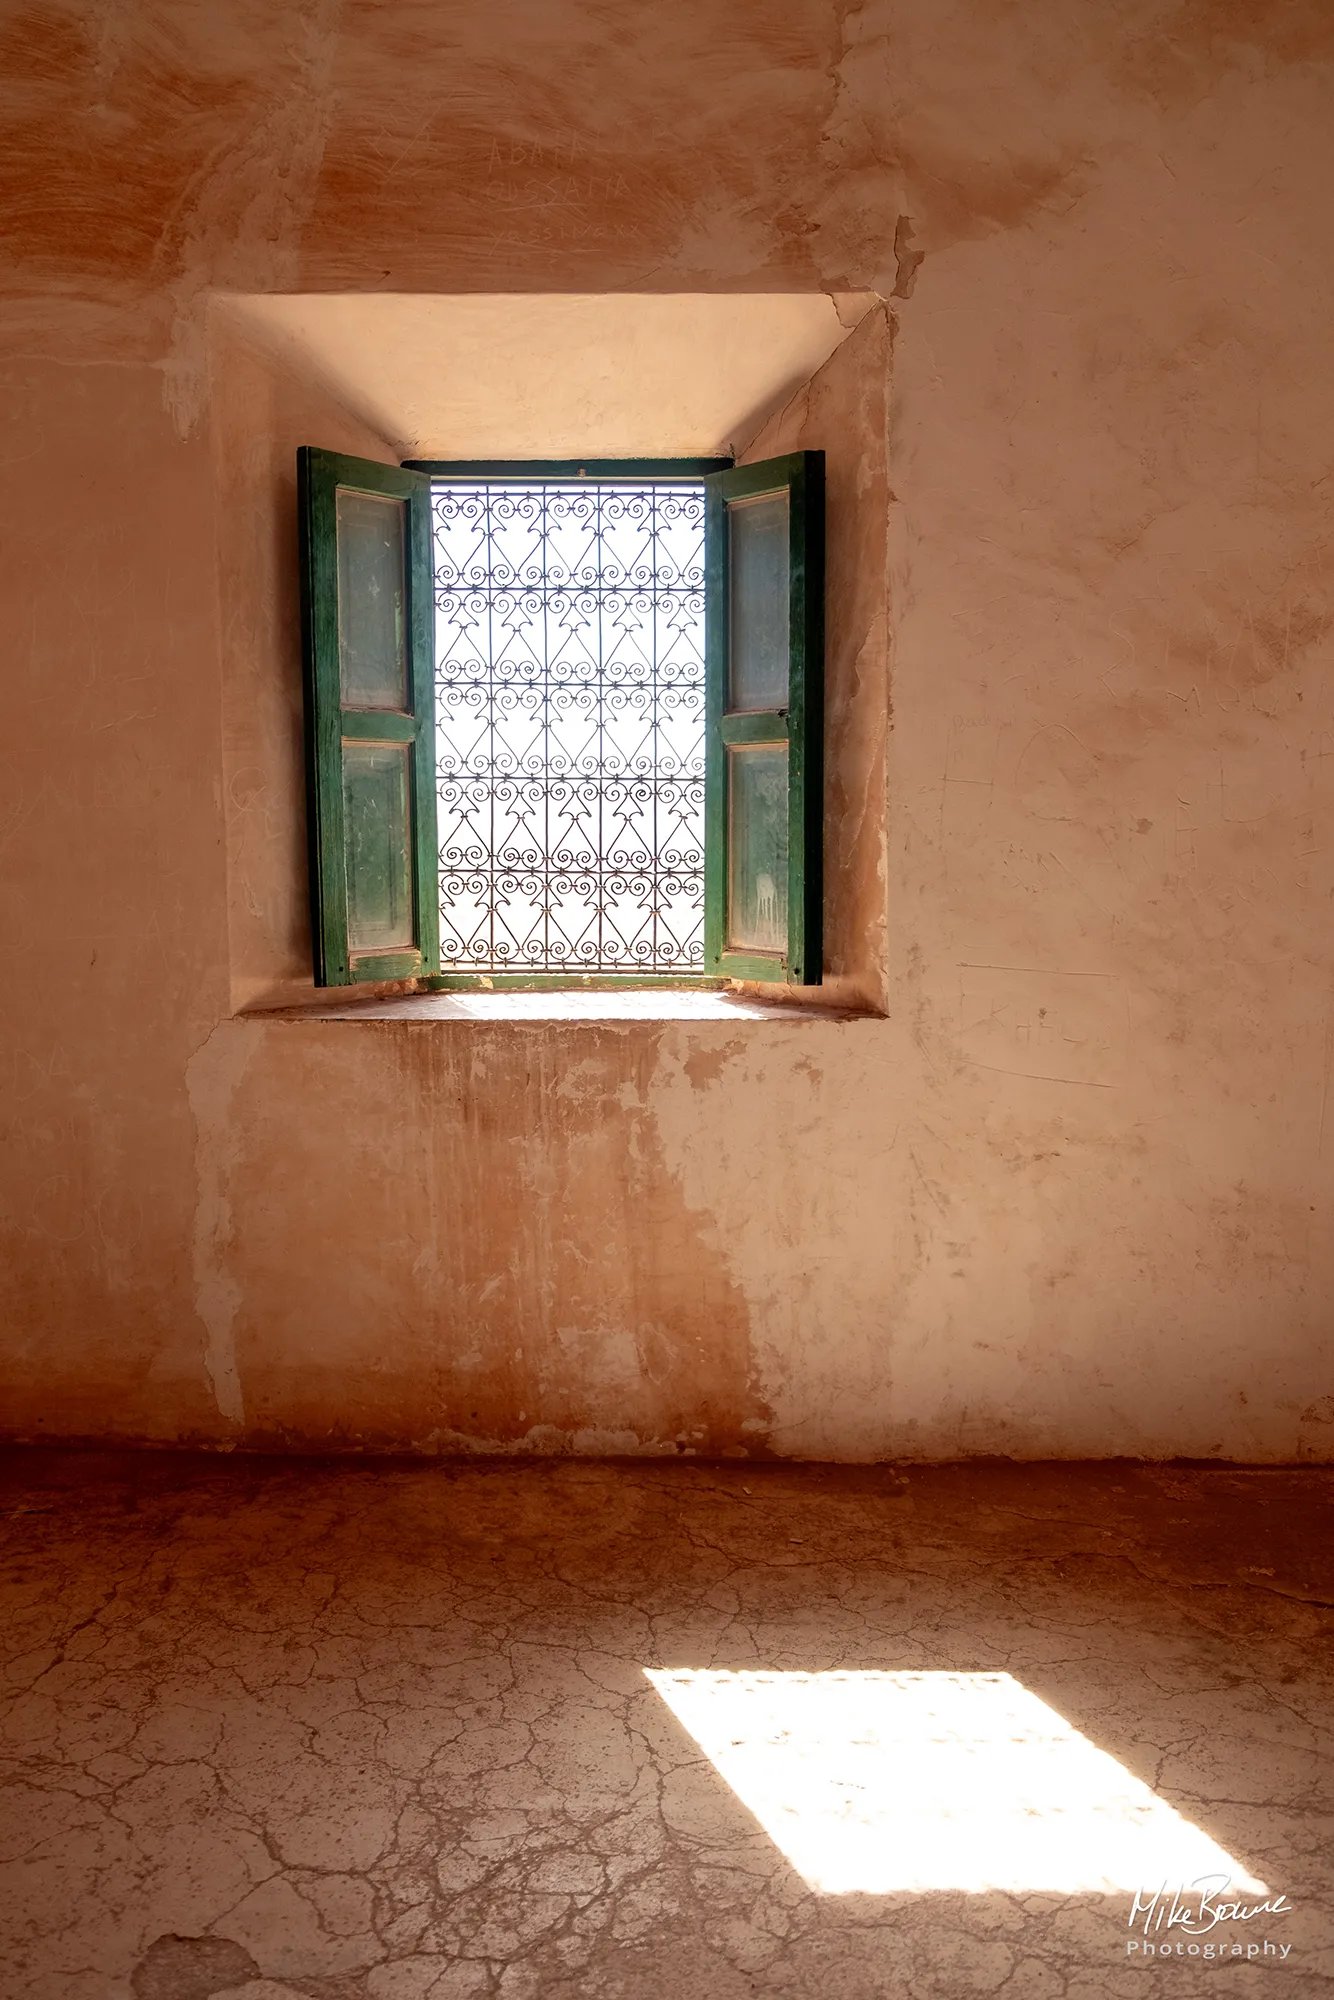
[433,482,706,972]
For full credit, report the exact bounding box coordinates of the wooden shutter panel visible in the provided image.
[702,451,824,985]
[298,448,439,986]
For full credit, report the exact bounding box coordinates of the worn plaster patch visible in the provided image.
[130,1932,260,1999]
[159,0,344,435]
[958,966,1129,1090]
[185,1022,257,1425]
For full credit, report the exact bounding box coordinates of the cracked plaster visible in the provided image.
[1,1453,1332,1997]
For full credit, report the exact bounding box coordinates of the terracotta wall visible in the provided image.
[3,0,1334,1458]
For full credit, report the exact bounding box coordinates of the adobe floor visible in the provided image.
[1,1453,1332,2000]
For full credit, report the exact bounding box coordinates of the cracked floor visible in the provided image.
[1,1454,1332,1999]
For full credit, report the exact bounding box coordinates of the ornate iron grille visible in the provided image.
[433,481,705,973]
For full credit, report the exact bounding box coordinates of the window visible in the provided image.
[430,468,710,977]
[298,449,824,989]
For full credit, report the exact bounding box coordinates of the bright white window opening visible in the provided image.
[432,480,706,975]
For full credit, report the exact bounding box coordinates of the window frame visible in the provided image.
[405,457,732,992]
[300,453,825,992]
[402,459,732,481]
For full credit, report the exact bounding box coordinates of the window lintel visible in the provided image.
[402,457,733,481]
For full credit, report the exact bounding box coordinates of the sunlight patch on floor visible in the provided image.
[646,1669,1267,1896]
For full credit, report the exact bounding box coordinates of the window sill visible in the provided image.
[268,989,875,1024]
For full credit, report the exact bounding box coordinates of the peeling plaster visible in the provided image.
[5,0,1334,1460]
[185,1023,256,1426]
[891,215,924,299]
[650,1027,906,1462]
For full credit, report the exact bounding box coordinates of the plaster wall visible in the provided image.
[3,0,1334,1459]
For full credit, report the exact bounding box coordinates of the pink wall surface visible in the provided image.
[3,0,1334,1458]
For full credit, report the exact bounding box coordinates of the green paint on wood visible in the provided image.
[299,447,439,986]
[703,452,824,987]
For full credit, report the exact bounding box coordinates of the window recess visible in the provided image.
[298,450,824,990]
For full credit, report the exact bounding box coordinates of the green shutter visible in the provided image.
[703,451,824,985]
[298,448,439,985]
